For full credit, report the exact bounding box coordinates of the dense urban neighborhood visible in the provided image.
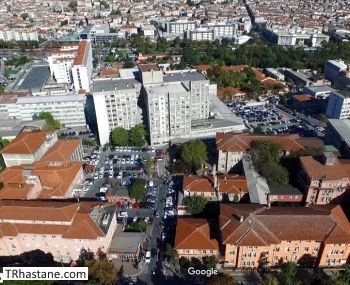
[0,0,350,284]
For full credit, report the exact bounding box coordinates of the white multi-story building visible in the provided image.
[326,91,350,120]
[47,40,93,92]
[166,20,197,36]
[0,29,39,41]
[93,78,143,145]
[0,94,86,128]
[324,60,348,82]
[141,64,210,145]
[187,28,215,41]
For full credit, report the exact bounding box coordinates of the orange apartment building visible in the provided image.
[219,204,350,268]
[175,218,219,260]
[298,153,350,204]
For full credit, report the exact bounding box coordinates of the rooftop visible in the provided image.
[220,204,350,245]
[93,78,141,93]
[164,70,207,82]
[328,119,350,147]
[138,63,160,72]
[40,140,81,163]
[0,132,48,154]
[17,65,50,91]
[175,218,218,250]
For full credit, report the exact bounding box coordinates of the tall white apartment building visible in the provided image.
[140,64,210,145]
[0,29,39,41]
[205,23,237,39]
[0,95,86,128]
[187,28,215,41]
[166,20,197,36]
[93,78,143,145]
[326,91,350,120]
[47,40,93,92]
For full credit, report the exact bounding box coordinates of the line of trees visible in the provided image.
[110,124,146,147]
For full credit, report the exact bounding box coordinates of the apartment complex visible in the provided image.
[0,29,39,41]
[298,153,350,204]
[48,40,93,92]
[216,132,324,172]
[326,91,350,120]
[93,78,143,146]
[219,204,350,268]
[142,65,210,145]
[0,200,116,262]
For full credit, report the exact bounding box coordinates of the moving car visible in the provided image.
[145,251,151,263]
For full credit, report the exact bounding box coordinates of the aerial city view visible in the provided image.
[0,0,350,284]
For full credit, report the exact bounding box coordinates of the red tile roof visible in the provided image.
[40,140,81,163]
[73,40,89,66]
[183,176,214,193]
[0,200,109,239]
[0,132,48,154]
[220,204,350,245]
[216,132,304,153]
[175,218,219,250]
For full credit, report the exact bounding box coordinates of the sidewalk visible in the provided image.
[112,259,148,277]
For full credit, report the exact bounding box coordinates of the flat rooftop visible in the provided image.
[328,119,350,146]
[17,94,85,104]
[93,78,141,93]
[210,94,244,125]
[144,82,188,94]
[164,70,207,82]
[17,65,50,91]
[139,63,160,72]
[303,85,336,93]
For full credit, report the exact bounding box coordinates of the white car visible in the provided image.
[144,217,150,223]
[117,211,128,218]
[133,216,138,223]
[117,172,122,179]
[145,251,151,263]
[149,180,154,187]
[121,159,126,164]
[94,173,99,180]
[98,174,103,179]
[99,187,108,193]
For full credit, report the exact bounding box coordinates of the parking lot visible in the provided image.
[81,146,157,199]
[231,104,325,137]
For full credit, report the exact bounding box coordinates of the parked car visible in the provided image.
[145,251,151,263]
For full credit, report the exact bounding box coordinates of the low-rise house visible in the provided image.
[298,153,350,204]
[220,203,350,268]
[175,218,219,260]
[0,200,116,262]
[182,174,248,202]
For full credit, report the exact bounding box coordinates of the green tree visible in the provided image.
[129,178,146,201]
[180,140,208,171]
[144,159,154,175]
[0,138,10,149]
[85,257,117,285]
[105,54,115,63]
[250,140,289,185]
[77,248,94,266]
[264,275,279,285]
[111,128,129,146]
[203,255,217,269]
[184,196,208,215]
[165,243,178,264]
[129,124,146,147]
[205,273,238,285]
[278,262,299,285]
[68,0,78,12]
[82,138,97,147]
[37,112,60,130]
[125,220,148,232]
[60,20,68,27]
[338,265,350,284]
[21,13,29,20]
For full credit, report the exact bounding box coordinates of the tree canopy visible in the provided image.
[129,178,146,201]
[184,195,208,215]
[37,112,60,130]
[111,128,129,146]
[180,140,208,171]
[205,273,238,285]
[129,124,146,147]
[250,140,289,185]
